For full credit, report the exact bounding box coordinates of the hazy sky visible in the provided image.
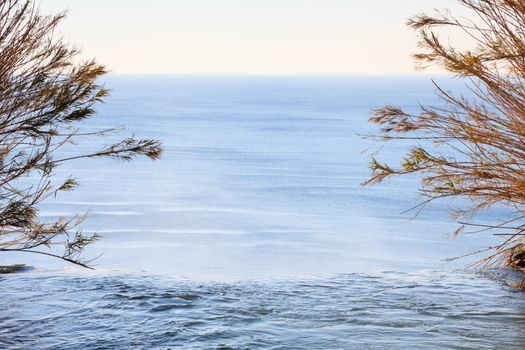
[41,0,462,75]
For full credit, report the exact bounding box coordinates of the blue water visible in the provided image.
[1,76,524,349]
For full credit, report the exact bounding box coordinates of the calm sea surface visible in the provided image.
[2,76,525,349]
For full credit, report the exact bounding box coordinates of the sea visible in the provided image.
[1,75,525,349]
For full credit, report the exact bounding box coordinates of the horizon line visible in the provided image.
[104,72,452,77]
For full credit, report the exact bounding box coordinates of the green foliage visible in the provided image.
[0,0,163,268]
[366,0,525,269]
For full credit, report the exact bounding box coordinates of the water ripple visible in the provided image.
[1,270,525,349]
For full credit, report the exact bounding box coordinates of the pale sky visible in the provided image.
[41,0,463,75]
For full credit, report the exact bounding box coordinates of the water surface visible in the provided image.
[1,76,522,349]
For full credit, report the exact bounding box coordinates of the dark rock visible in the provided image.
[0,264,33,274]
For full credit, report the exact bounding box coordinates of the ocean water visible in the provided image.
[2,75,525,349]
